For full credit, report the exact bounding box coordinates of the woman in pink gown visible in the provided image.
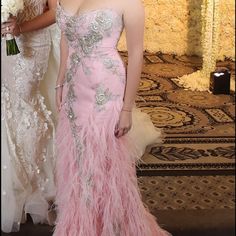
[54,0,170,235]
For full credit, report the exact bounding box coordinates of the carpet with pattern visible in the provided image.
[139,175,234,211]
[120,52,235,175]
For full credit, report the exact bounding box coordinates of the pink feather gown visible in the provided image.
[54,3,171,236]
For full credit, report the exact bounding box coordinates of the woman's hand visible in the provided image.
[115,110,132,138]
[1,17,21,36]
[56,86,63,113]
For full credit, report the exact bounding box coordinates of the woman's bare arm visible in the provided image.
[115,0,144,138]
[56,33,69,86]
[122,0,145,110]
[55,32,69,112]
[19,0,57,34]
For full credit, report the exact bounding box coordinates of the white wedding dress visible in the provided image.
[1,0,56,233]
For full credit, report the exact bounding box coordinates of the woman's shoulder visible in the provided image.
[116,0,144,20]
[118,0,144,15]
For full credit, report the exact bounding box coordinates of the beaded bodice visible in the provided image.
[56,4,124,56]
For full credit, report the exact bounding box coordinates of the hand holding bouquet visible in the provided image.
[1,0,24,56]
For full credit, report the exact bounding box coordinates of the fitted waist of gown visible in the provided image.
[69,46,121,60]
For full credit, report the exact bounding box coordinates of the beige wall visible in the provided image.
[118,0,235,60]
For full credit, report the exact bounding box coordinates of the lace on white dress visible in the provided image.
[1,0,56,233]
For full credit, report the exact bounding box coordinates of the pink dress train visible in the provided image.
[54,3,170,236]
